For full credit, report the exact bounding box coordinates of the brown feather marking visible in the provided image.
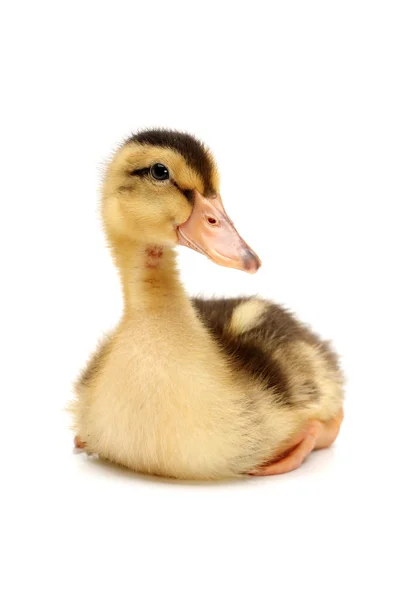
[253,303,340,371]
[192,297,342,408]
[192,297,291,404]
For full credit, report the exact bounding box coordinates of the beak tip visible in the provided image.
[241,249,262,273]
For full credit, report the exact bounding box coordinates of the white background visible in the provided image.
[1,1,399,598]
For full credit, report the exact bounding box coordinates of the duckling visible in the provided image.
[71,129,344,479]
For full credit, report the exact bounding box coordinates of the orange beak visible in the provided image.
[177,190,261,274]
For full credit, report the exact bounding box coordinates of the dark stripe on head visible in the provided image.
[126,129,215,195]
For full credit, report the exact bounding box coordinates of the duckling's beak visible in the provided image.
[177,190,261,273]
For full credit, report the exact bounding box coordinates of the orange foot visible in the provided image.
[74,435,86,449]
[249,408,344,476]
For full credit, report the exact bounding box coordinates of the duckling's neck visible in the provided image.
[112,239,188,315]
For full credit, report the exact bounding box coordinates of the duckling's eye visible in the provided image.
[150,163,169,181]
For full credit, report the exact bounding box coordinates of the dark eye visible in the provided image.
[150,163,169,181]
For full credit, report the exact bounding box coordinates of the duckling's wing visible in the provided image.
[192,296,342,407]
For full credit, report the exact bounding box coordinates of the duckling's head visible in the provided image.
[102,129,261,273]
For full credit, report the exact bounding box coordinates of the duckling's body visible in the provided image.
[71,130,344,479]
